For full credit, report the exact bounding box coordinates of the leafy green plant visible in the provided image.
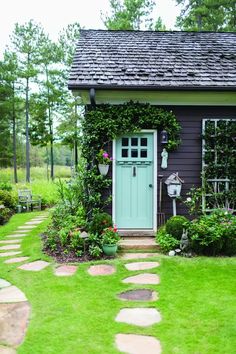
[165,215,189,240]
[88,245,103,258]
[0,190,17,210]
[187,209,236,256]
[88,212,113,235]
[0,206,12,225]
[0,182,12,191]
[156,226,179,252]
[102,226,120,245]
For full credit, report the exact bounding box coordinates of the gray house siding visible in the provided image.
[104,106,236,222]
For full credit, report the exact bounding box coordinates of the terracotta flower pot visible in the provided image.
[98,164,109,176]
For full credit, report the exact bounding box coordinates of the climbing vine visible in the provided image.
[80,101,181,217]
[202,119,236,211]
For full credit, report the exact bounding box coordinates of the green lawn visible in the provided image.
[0,214,235,354]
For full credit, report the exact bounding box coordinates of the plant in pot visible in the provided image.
[97,149,112,176]
[102,226,120,256]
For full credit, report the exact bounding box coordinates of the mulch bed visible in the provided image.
[41,234,115,263]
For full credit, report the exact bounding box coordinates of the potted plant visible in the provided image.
[102,226,120,256]
[97,149,112,176]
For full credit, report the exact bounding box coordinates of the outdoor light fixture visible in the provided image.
[160,130,168,144]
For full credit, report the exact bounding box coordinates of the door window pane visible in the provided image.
[141,138,147,146]
[122,138,129,146]
[122,149,128,157]
[131,137,138,146]
[141,149,147,158]
[131,149,138,158]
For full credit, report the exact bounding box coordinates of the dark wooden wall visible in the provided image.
[104,106,236,222]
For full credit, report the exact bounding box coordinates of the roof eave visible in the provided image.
[68,84,236,92]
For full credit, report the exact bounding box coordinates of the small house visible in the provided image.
[68,30,236,234]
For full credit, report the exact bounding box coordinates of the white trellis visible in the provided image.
[202,118,236,212]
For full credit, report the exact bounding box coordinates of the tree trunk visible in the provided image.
[74,104,78,172]
[25,77,30,182]
[12,83,18,183]
[46,145,49,181]
[46,68,54,180]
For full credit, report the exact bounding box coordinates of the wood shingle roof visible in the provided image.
[68,30,236,90]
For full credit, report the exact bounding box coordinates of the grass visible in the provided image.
[0,166,71,183]
[0,214,235,354]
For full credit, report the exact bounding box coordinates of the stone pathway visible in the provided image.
[0,278,30,353]
[0,212,80,278]
[116,257,162,353]
[86,254,162,353]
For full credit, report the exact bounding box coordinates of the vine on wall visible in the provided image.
[80,101,181,217]
[202,119,236,211]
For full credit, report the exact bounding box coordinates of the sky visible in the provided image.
[0,0,180,57]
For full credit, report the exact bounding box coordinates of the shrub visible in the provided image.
[0,206,12,225]
[156,226,179,252]
[187,209,236,256]
[0,190,17,210]
[165,216,189,240]
[0,182,12,191]
[88,212,113,235]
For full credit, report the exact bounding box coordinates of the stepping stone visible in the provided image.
[4,257,30,264]
[54,265,77,276]
[0,346,17,354]
[125,261,160,271]
[25,221,42,225]
[0,252,22,258]
[18,226,36,229]
[115,308,161,327]
[13,230,31,233]
[118,289,158,302]
[7,234,28,238]
[0,279,11,288]
[123,273,160,285]
[0,302,30,346]
[0,245,20,251]
[0,286,27,303]
[116,334,161,354]
[88,264,115,276]
[18,260,50,271]
[120,253,157,260]
[0,240,21,244]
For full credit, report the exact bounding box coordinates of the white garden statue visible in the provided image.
[161,148,168,169]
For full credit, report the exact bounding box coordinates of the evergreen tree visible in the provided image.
[102,0,155,30]
[176,0,236,31]
[10,20,45,182]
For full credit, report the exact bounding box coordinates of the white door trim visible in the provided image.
[112,129,157,232]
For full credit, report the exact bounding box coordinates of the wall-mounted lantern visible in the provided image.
[165,172,184,216]
[160,130,168,144]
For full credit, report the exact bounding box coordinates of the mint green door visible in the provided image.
[115,133,154,229]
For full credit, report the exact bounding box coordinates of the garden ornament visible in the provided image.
[161,148,168,169]
[180,229,191,257]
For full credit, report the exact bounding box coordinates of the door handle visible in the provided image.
[149,184,153,188]
[133,166,136,177]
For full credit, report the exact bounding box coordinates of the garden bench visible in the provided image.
[18,189,41,212]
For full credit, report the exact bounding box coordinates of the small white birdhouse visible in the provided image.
[165,173,184,198]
